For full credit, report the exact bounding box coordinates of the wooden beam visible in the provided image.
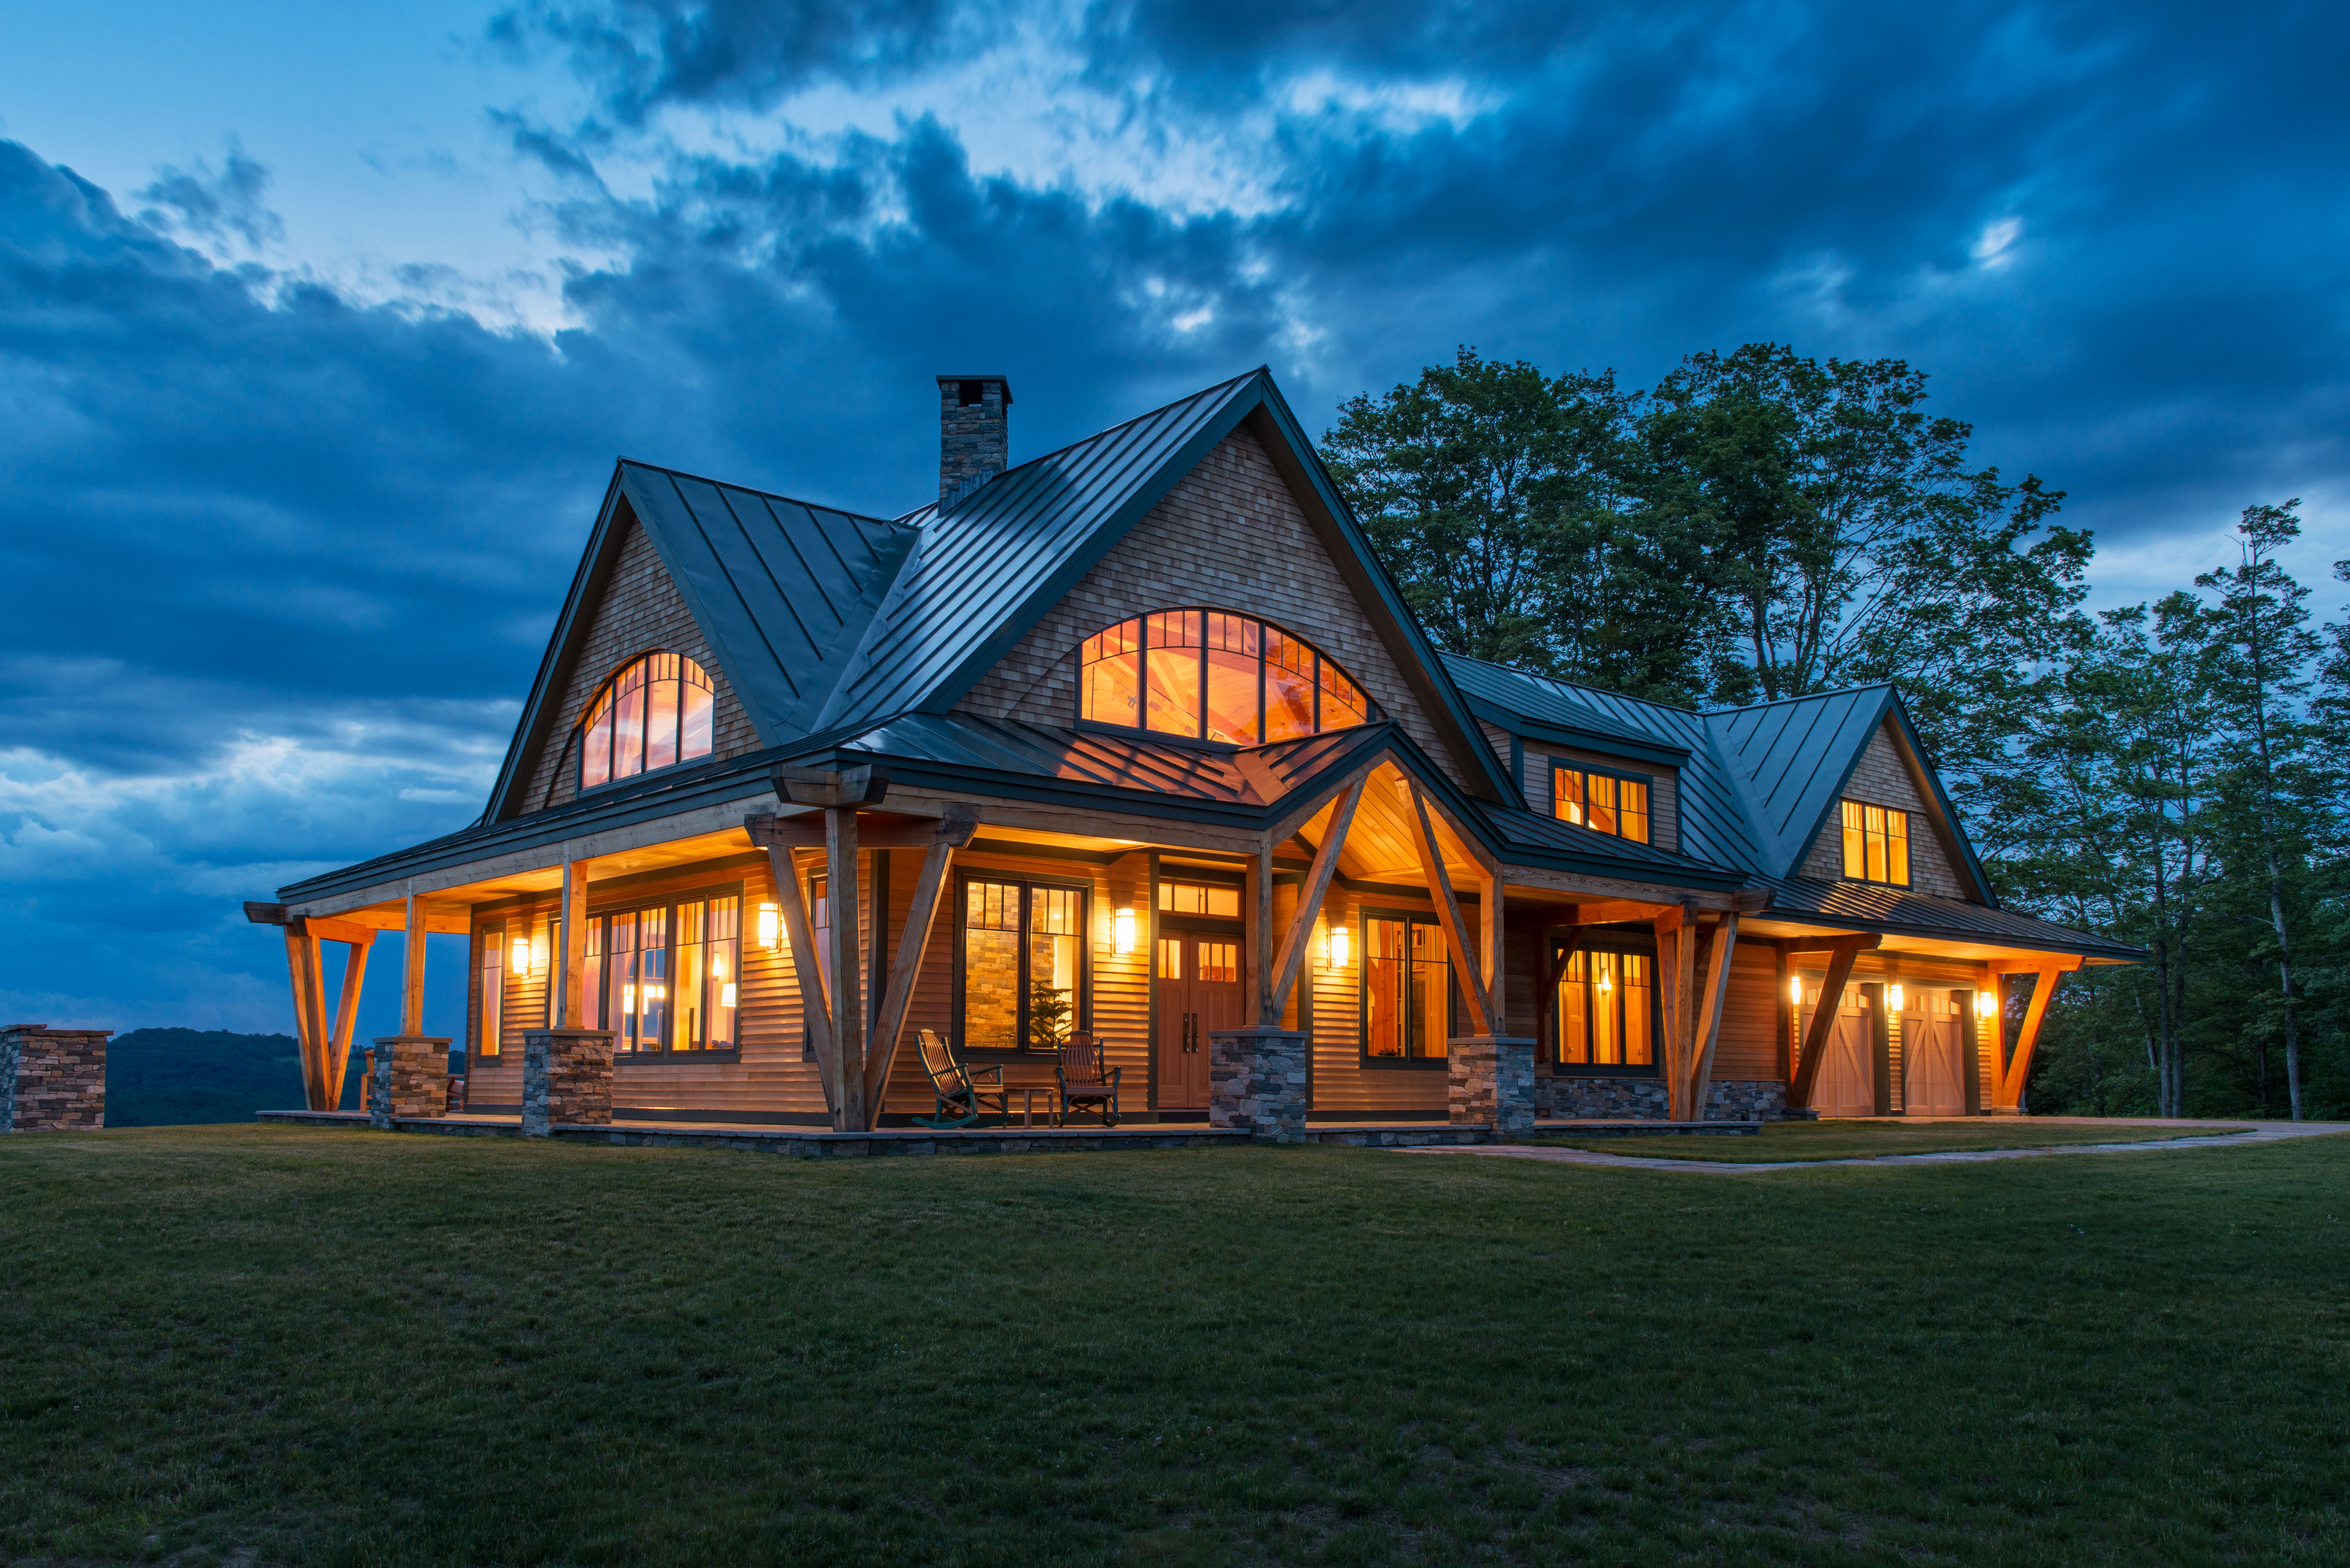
[281,924,327,1111]
[1269,775,1366,1021]
[1407,782,1498,1037]
[325,928,374,1108]
[825,805,865,1133]
[1989,954,2083,976]
[1574,898,1676,928]
[559,861,588,1029]
[1245,838,1273,1025]
[244,901,288,925]
[1266,750,1387,845]
[1785,942,1864,1111]
[1652,903,1697,1117]
[302,915,380,947]
[401,894,428,1037]
[761,837,837,1117]
[774,763,889,808]
[860,808,977,1123]
[747,811,976,851]
[1685,913,1740,1121]
[1996,970,2064,1108]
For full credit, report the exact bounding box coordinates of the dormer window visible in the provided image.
[1078,610,1372,745]
[580,652,715,790]
[1552,764,1651,845]
[1841,801,1910,885]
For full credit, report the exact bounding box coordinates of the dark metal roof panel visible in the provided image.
[1754,874,2142,960]
[814,373,1261,735]
[1702,686,1893,875]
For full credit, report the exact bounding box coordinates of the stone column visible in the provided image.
[521,1028,616,1137]
[1,1025,110,1132]
[1449,1036,1536,1139]
[370,1035,453,1127]
[1207,1026,1308,1143]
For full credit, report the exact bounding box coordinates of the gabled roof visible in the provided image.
[483,461,913,822]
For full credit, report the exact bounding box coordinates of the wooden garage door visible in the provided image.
[1903,991,1969,1117]
[1813,988,1876,1118]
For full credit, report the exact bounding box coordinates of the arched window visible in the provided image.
[580,652,715,789]
[1078,610,1373,745]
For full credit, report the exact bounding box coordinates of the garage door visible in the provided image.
[1811,987,1877,1118]
[1902,991,1970,1116]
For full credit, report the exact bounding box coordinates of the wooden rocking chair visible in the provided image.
[914,1029,1006,1129]
[1055,1033,1121,1128]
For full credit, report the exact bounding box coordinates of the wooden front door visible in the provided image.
[1814,988,1877,1118]
[1156,932,1244,1110]
[1903,992,1968,1116]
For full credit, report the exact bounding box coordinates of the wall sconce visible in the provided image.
[1788,975,1806,1007]
[508,934,531,977]
[1886,983,1906,1012]
[1975,988,1998,1018]
[1328,924,1351,969]
[1113,907,1138,955]
[756,902,782,951]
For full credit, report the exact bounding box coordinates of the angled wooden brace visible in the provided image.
[1267,774,1368,1024]
[1685,913,1740,1122]
[751,818,838,1120]
[1785,938,1869,1111]
[1406,781,1499,1038]
[862,806,979,1125]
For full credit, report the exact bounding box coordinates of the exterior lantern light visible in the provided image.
[1113,907,1138,955]
[1597,970,1614,995]
[508,934,530,977]
[1975,988,1998,1019]
[1886,983,1906,1013]
[757,901,782,951]
[1789,975,1806,1007]
[1329,924,1351,969]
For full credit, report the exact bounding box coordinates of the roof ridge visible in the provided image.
[1702,681,1898,718]
[613,456,906,529]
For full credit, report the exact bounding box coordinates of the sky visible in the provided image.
[2,0,2346,1039]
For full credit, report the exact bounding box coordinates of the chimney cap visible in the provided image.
[936,374,1013,405]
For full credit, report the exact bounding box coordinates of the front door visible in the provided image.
[1156,932,1244,1110]
[1903,992,1968,1116]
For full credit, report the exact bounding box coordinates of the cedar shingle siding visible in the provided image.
[1798,719,1965,897]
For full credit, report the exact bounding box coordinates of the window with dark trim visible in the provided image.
[1840,800,1911,886]
[1360,911,1454,1065]
[1078,609,1373,746]
[579,652,716,791]
[580,886,743,1056]
[1552,935,1659,1075]
[476,922,505,1057]
[1552,762,1651,844]
[955,874,1089,1053]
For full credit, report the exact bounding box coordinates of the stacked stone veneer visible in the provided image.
[1449,1036,1536,1135]
[1539,1076,1788,1121]
[522,1028,616,1136]
[938,376,1011,501]
[1,1025,110,1131]
[371,1035,452,1127]
[1208,1027,1308,1143]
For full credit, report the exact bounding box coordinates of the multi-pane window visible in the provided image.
[1158,879,1241,918]
[1553,765,1651,844]
[580,652,716,790]
[581,892,741,1054]
[1841,801,1911,885]
[1555,948,1656,1070]
[1079,610,1372,744]
[477,923,505,1057]
[959,877,1088,1052]
[1362,915,1452,1061]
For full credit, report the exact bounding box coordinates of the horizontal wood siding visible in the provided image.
[1308,885,1448,1116]
[1710,941,1781,1082]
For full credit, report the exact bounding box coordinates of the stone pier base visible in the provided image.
[522,1028,616,1136]
[1,1024,111,1131]
[1448,1036,1536,1136]
[1207,1027,1309,1143]
[371,1035,453,1126]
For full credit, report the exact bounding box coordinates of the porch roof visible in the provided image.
[1751,873,2145,961]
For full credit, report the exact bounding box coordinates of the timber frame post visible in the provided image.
[1267,774,1366,1023]
[1988,960,2075,1111]
[860,806,978,1127]
[1404,780,1499,1038]
[758,763,890,1132]
[1649,902,1697,1120]
[247,902,375,1112]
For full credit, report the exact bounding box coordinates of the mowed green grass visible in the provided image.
[1533,1119,2258,1163]
[2,1127,2346,1566]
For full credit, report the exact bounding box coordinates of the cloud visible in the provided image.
[135,137,286,253]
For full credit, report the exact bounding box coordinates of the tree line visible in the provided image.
[1323,347,2349,1119]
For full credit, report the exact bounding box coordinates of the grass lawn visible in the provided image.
[2,1126,2346,1566]
[1529,1119,2259,1163]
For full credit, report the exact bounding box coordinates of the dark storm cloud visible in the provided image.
[134,138,286,251]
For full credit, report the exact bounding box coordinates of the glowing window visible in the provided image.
[1554,947,1656,1071]
[1552,765,1651,845]
[1840,801,1911,886]
[1079,612,1374,744]
[580,652,716,790]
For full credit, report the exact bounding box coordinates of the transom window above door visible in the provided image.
[580,652,715,790]
[1078,610,1373,745]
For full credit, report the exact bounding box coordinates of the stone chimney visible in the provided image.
[937,375,1012,504]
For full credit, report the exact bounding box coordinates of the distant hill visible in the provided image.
[105,1028,353,1126]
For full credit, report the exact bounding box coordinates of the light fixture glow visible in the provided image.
[757,902,781,950]
[509,935,530,976]
[1113,907,1138,955]
[1329,924,1351,969]
[1975,988,1998,1018]
[1886,983,1906,1012]
[1789,975,1806,1007]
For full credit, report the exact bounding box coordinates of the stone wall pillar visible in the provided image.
[1207,1027,1308,1143]
[370,1035,453,1127]
[1,1025,110,1132]
[1449,1036,1536,1138]
[521,1028,616,1137]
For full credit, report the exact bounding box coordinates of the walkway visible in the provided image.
[1400,1118,2350,1174]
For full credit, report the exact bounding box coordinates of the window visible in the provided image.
[1552,764,1651,844]
[1841,801,1911,886]
[1079,610,1372,745]
[1362,914,1453,1063]
[1555,946,1656,1072]
[957,876,1088,1052]
[580,890,741,1055]
[477,923,505,1058]
[580,652,716,790]
[1158,879,1241,919]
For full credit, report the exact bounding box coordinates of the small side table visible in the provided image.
[1013,1088,1051,1128]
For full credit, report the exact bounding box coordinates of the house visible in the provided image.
[245,369,2135,1141]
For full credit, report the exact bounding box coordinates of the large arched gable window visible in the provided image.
[1078,610,1373,745]
[580,652,715,789]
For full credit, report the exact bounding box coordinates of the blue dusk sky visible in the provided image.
[1,0,2345,1039]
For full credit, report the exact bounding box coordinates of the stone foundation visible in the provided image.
[1539,1075,1787,1121]
[371,1035,453,1127]
[1,1024,110,1131]
[522,1028,616,1136]
[1448,1036,1536,1135]
[1207,1027,1308,1143]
